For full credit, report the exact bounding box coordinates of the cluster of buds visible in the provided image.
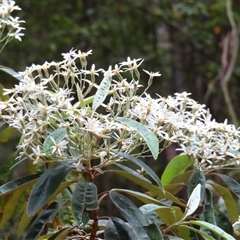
[0,0,25,52]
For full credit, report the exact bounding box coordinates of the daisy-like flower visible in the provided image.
[143,69,161,86]
[0,1,25,52]
[50,137,68,156]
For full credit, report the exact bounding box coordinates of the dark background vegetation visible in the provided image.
[1,1,240,237]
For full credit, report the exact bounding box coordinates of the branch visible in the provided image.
[220,0,239,126]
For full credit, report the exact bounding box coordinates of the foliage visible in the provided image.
[0,1,240,240]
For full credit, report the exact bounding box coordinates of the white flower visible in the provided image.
[50,137,68,156]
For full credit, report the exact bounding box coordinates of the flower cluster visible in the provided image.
[0,47,240,171]
[0,49,148,167]
[0,0,25,52]
[127,92,240,171]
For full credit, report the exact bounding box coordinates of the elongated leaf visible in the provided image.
[161,155,192,185]
[115,163,152,183]
[92,73,111,109]
[201,188,218,239]
[25,202,58,240]
[109,170,185,207]
[180,225,215,240]
[188,170,205,204]
[27,162,71,215]
[116,151,162,188]
[144,223,164,240]
[47,227,75,240]
[170,170,193,184]
[164,183,185,195]
[0,189,22,228]
[0,173,41,197]
[0,127,16,142]
[116,118,159,159]
[154,207,187,238]
[43,128,67,155]
[104,217,137,240]
[210,183,238,222]
[109,191,151,240]
[18,181,73,236]
[215,209,233,236]
[0,83,9,101]
[112,189,168,206]
[140,204,162,226]
[166,237,184,240]
[203,189,217,225]
[183,183,201,220]
[213,173,240,198]
[0,65,22,80]
[72,182,98,227]
[189,220,235,240]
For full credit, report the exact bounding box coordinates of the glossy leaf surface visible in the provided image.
[72,181,98,227]
[43,128,67,155]
[25,202,58,240]
[161,154,192,185]
[116,151,162,187]
[27,162,71,215]
[104,217,137,240]
[116,118,159,159]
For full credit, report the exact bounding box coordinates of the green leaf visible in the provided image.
[210,183,238,222]
[47,226,75,240]
[92,73,111,110]
[188,169,205,203]
[201,188,218,239]
[203,189,217,225]
[71,181,98,227]
[116,152,162,188]
[43,128,67,155]
[115,163,152,183]
[212,173,240,198]
[161,154,192,185]
[0,189,22,228]
[166,237,184,240]
[215,209,234,235]
[116,118,159,159]
[180,225,215,240]
[0,173,41,197]
[170,170,193,184]
[0,83,9,101]
[0,65,22,81]
[18,181,73,236]
[139,203,177,228]
[112,189,168,206]
[164,183,185,195]
[144,223,164,240]
[0,127,16,142]
[109,191,151,240]
[183,183,201,220]
[109,170,185,207]
[25,202,58,240]
[104,217,137,240]
[154,207,188,238]
[189,220,235,240]
[139,204,162,226]
[27,162,71,215]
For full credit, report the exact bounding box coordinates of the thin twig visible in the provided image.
[220,0,239,126]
